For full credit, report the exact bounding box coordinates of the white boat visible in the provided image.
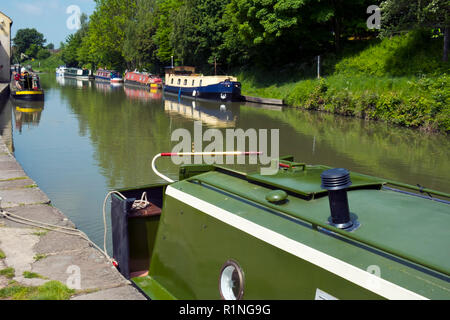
[55,66,67,77]
[64,68,94,80]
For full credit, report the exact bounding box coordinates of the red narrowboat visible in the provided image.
[124,71,163,89]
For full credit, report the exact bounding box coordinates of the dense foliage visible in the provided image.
[26,0,450,132]
[12,28,50,61]
[58,0,385,72]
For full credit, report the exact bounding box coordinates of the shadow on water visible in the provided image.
[0,97,14,153]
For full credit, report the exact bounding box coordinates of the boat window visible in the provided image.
[177,79,181,85]
[192,80,195,86]
[171,78,174,84]
[219,260,244,300]
[184,79,187,85]
[200,80,202,86]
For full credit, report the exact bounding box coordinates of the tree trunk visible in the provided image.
[334,18,341,52]
[444,26,449,62]
[333,0,342,52]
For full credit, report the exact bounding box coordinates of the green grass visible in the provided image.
[239,31,450,133]
[334,31,449,77]
[0,177,28,182]
[0,249,5,259]
[0,267,15,279]
[22,271,47,279]
[32,229,49,237]
[22,52,64,73]
[0,280,74,300]
[33,254,46,262]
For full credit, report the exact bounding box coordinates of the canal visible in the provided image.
[5,73,450,250]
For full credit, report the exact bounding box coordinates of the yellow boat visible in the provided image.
[11,71,45,101]
[11,89,45,101]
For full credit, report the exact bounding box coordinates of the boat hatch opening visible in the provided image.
[110,184,168,279]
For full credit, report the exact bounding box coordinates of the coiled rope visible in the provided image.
[0,190,151,268]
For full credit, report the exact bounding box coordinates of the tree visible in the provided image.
[153,0,184,64]
[13,28,46,55]
[169,0,231,71]
[37,48,51,60]
[380,0,450,61]
[123,0,159,71]
[62,33,83,67]
[221,0,376,66]
[84,0,137,70]
[46,43,55,50]
[25,44,39,59]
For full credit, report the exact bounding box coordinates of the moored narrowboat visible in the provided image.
[55,66,67,77]
[94,69,123,83]
[10,71,44,101]
[107,155,450,300]
[64,67,94,80]
[164,66,243,102]
[124,71,163,89]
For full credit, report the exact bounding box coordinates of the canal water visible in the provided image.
[6,73,450,250]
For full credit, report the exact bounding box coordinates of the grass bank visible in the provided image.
[239,31,450,133]
[21,52,64,73]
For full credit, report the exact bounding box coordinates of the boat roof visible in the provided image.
[165,66,196,75]
[172,162,450,280]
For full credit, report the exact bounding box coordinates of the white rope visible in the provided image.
[151,151,260,184]
[151,153,175,183]
[0,209,114,264]
[131,192,150,210]
[101,190,150,263]
[0,190,151,268]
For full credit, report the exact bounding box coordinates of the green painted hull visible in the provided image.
[111,158,450,300]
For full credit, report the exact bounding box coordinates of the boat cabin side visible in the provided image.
[110,158,450,300]
[164,66,238,88]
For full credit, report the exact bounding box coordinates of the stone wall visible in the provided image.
[0,12,12,83]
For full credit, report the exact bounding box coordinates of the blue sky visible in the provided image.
[2,0,96,48]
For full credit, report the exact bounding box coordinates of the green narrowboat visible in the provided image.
[108,154,450,300]
[64,67,94,80]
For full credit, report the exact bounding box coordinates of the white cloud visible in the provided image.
[14,0,61,16]
[15,3,44,16]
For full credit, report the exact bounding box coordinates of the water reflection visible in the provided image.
[95,81,124,94]
[13,100,44,133]
[164,95,238,128]
[238,106,450,192]
[124,86,162,101]
[56,76,92,88]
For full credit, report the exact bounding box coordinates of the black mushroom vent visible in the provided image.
[321,168,359,231]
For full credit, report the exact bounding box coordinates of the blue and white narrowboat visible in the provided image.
[94,69,124,84]
[164,66,242,102]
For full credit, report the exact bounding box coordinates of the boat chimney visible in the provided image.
[321,168,354,229]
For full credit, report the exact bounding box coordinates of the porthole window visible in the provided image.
[219,260,244,300]
[177,79,181,85]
